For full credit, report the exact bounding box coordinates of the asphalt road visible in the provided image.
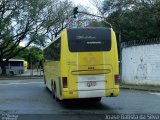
[0,79,160,120]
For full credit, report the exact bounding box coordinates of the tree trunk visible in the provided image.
[0,60,7,75]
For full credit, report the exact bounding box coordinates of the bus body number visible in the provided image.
[87,81,96,87]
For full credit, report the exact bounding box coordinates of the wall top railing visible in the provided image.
[121,38,160,48]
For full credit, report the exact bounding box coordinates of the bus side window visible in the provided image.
[51,38,61,61]
[44,37,61,61]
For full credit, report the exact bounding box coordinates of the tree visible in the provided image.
[102,0,160,42]
[0,0,74,75]
[89,0,105,16]
[88,20,104,27]
[15,46,43,68]
[43,0,75,41]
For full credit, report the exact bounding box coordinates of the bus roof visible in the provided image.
[43,27,112,51]
[43,34,61,51]
[67,27,111,30]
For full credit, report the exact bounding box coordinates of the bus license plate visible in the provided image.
[87,81,96,87]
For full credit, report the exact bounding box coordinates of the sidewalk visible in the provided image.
[0,76,43,80]
[0,69,43,80]
[121,84,160,92]
[16,69,43,76]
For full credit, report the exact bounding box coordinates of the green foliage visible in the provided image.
[102,0,160,42]
[0,0,74,74]
[15,46,44,63]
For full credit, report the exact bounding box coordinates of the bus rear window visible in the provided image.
[67,28,111,52]
[8,61,23,66]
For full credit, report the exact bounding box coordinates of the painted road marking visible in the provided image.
[149,92,160,96]
[0,82,43,86]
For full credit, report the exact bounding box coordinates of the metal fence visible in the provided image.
[121,38,160,48]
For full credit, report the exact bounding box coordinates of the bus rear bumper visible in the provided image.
[62,88,119,99]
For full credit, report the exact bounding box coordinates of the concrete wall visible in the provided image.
[122,44,160,85]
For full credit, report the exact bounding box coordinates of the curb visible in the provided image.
[0,76,43,80]
[120,85,160,92]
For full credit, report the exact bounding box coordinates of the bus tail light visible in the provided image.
[114,75,120,85]
[62,77,68,88]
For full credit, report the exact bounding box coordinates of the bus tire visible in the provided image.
[44,76,46,84]
[54,83,60,102]
[51,82,55,98]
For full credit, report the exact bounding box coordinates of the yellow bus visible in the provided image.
[24,61,28,72]
[43,27,120,102]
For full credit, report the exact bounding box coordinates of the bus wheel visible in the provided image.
[44,76,46,84]
[54,83,60,102]
[51,82,55,98]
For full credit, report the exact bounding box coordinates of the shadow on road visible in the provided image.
[43,86,117,114]
[59,100,112,110]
